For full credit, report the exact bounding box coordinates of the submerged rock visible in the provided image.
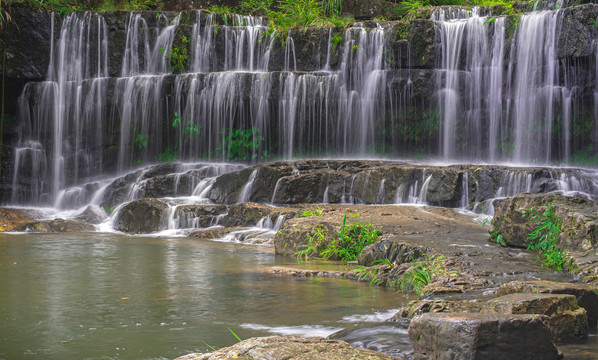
[408,312,559,360]
[114,198,169,234]
[175,336,398,360]
[13,218,96,233]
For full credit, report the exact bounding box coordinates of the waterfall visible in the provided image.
[8,5,598,208]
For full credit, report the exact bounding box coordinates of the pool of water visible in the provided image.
[0,233,410,359]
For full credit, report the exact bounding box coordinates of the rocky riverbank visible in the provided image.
[1,160,598,358]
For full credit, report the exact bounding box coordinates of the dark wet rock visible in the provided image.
[14,218,95,233]
[175,335,398,360]
[114,198,169,233]
[189,226,244,239]
[490,193,598,251]
[225,202,298,227]
[557,3,598,59]
[207,167,255,204]
[203,160,596,209]
[483,293,588,342]
[173,205,229,228]
[73,206,106,225]
[0,7,53,80]
[497,280,598,328]
[408,312,559,360]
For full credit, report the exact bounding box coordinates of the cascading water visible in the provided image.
[7,3,598,209]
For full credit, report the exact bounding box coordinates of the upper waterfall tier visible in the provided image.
[2,4,598,206]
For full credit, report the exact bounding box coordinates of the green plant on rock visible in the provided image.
[523,202,567,271]
[158,144,179,162]
[294,213,382,262]
[354,265,384,286]
[395,255,445,296]
[217,127,266,162]
[298,206,324,217]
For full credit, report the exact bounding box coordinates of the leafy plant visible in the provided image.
[134,133,149,149]
[298,206,324,217]
[218,128,265,162]
[169,35,189,74]
[354,266,383,286]
[240,0,273,15]
[523,203,567,271]
[295,214,382,262]
[103,204,114,214]
[158,144,179,162]
[395,255,445,296]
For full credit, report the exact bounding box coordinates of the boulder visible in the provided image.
[497,280,598,328]
[483,293,588,342]
[490,193,598,250]
[114,198,169,233]
[408,312,559,360]
[73,206,107,225]
[175,336,398,360]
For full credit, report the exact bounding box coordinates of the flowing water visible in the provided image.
[0,232,411,360]
[10,6,598,206]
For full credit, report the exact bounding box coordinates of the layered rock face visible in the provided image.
[2,3,598,206]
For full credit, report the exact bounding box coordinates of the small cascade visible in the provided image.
[418,174,433,204]
[378,180,386,204]
[190,11,215,73]
[256,216,273,229]
[273,215,286,231]
[238,170,259,203]
[322,185,330,204]
[284,36,297,71]
[270,178,283,204]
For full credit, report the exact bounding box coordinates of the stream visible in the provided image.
[0,232,412,360]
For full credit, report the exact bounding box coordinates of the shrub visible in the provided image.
[523,203,567,271]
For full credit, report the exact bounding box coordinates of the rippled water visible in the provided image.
[0,233,410,359]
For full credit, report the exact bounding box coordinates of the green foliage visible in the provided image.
[395,255,445,295]
[103,204,114,214]
[208,4,234,14]
[570,144,598,167]
[354,265,383,286]
[158,144,179,162]
[523,203,567,271]
[275,0,323,28]
[134,133,149,149]
[322,0,342,16]
[298,206,324,217]
[240,0,273,15]
[169,35,189,74]
[489,229,505,245]
[331,32,342,53]
[228,328,243,342]
[5,0,162,13]
[295,214,382,262]
[218,128,266,162]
